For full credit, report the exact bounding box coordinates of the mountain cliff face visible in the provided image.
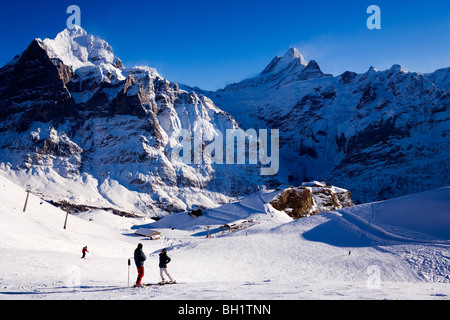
[208,49,449,203]
[0,27,264,216]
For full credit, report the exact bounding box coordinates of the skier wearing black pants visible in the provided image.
[134,243,147,287]
[81,246,89,259]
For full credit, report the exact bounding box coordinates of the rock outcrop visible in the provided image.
[270,181,354,219]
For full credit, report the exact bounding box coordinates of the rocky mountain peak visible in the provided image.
[39,27,125,84]
[260,47,308,76]
[297,59,331,80]
[222,47,317,91]
[280,47,307,66]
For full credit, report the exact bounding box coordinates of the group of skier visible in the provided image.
[134,243,175,287]
[80,243,175,287]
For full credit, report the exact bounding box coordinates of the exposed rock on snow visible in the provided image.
[270,181,354,219]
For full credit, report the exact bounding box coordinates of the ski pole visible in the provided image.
[128,259,131,287]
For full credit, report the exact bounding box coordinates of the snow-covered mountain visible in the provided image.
[0,28,448,216]
[222,48,330,93]
[0,27,268,217]
[207,48,450,203]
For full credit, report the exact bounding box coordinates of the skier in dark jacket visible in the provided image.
[159,248,175,284]
[81,246,89,259]
[134,243,147,287]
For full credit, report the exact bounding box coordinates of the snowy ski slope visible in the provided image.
[0,174,449,300]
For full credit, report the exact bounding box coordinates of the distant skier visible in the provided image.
[159,248,175,284]
[81,246,89,259]
[134,243,147,287]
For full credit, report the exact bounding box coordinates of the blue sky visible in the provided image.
[1,0,449,90]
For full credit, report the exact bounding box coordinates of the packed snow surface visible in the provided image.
[0,173,449,300]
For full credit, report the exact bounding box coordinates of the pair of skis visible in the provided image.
[134,281,178,288]
[128,259,179,288]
